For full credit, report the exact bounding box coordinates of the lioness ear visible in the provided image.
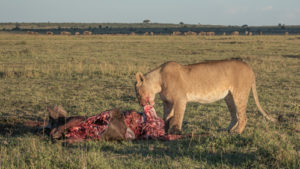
[48,106,59,120]
[135,72,145,85]
[47,105,68,120]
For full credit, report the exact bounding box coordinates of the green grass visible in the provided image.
[0,34,299,168]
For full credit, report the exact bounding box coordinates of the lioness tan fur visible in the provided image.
[135,60,276,134]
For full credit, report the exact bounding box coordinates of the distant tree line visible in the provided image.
[2,23,300,35]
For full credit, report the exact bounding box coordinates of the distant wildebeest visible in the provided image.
[206,32,215,36]
[172,31,181,36]
[114,34,125,36]
[27,31,38,35]
[60,31,71,35]
[232,31,239,36]
[46,31,54,35]
[184,31,197,36]
[198,31,206,36]
[83,31,92,35]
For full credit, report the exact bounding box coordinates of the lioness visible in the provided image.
[135,60,276,134]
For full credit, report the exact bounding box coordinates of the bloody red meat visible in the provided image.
[64,105,181,141]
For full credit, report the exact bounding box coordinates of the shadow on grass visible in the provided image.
[0,71,4,78]
[97,138,256,167]
[0,115,45,137]
[282,54,300,59]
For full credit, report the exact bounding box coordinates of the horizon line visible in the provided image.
[0,22,299,27]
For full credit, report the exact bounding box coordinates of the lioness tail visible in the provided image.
[252,80,277,122]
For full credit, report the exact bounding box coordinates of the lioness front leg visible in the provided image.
[168,100,187,134]
[163,101,174,133]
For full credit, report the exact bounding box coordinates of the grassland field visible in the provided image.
[0,33,299,168]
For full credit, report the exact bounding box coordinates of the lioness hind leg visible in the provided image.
[231,91,250,134]
[225,93,238,132]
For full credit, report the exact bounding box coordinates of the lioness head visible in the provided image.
[135,72,156,106]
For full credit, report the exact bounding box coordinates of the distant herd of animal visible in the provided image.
[27,30,93,35]
[26,30,290,36]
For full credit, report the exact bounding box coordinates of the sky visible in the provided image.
[0,0,299,26]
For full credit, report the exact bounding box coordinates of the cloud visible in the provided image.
[261,5,273,11]
[227,8,239,14]
[226,6,248,15]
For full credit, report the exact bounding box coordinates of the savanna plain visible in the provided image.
[0,33,299,168]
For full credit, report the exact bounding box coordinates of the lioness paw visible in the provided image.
[168,127,182,135]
